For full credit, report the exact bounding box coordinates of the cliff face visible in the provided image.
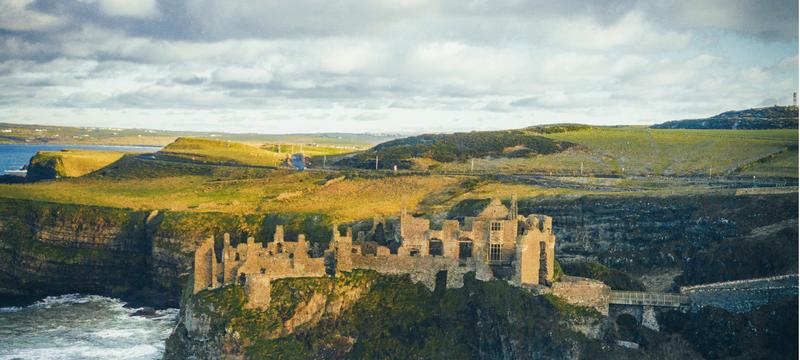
[519,193,797,276]
[0,199,254,307]
[0,199,152,303]
[165,270,647,359]
[1,192,796,307]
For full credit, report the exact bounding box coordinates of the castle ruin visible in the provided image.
[193,198,558,309]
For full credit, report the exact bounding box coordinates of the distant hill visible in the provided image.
[0,122,397,147]
[525,123,593,134]
[652,106,798,129]
[336,130,576,169]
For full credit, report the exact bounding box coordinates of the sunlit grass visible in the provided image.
[31,149,130,177]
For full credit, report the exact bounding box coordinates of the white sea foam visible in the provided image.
[0,294,177,360]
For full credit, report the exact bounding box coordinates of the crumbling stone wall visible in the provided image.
[551,276,612,315]
[351,254,477,291]
[194,198,564,309]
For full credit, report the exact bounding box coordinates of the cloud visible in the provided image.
[0,0,64,31]
[88,0,159,19]
[0,0,795,133]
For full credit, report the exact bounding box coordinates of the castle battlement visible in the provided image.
[194,198,558,309]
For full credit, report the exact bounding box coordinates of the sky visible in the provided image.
[0,0,797,134]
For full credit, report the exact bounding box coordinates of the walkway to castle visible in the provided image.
[608,274,798,309]
[609,291,689,307]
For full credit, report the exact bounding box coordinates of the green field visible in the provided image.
[433,127,797,177]
[1,128,796,223]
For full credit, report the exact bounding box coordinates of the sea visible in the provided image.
[0,143,173,359]
[0,144,162,175]
[0,294,178,360]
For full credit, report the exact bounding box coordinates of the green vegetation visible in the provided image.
[652,106,798,129]
[184,270,631,359]
[526,123,593,134]
[536,127,797,177]
[158,137,285,166]
[337,130,576,169]
[260,143,360,157]
[737,146,798,178]
[25,149,129,181]
[560,261,646,291]
[0,158,462,221]
[335,126,796,177]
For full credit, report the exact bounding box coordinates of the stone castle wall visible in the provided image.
[550,276,612,315]
[194,200,560,309]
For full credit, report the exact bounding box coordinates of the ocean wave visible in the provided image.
[0,294,177,360]
[30,294,118,309]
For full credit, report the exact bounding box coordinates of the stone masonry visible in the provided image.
[194,198,560,309]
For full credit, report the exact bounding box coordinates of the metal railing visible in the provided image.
[609,291,689,307]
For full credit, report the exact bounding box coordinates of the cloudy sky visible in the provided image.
[0,0,797,133]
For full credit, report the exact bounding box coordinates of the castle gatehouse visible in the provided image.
[193,198,558,308]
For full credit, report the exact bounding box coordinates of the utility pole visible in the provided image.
[375,155,379,170]
[580,161,584,176]
[471,158,474,172]
[323,155,327,168]
[277,144,281,153]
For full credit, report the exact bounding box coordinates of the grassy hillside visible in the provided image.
[0,160,463,221]
[433,127,797,177]
[158,137,285,167]
[652,106,798,129]
[25,149,130,181]
[337,130,576,169]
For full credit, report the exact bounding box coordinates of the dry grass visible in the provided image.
[0,171,460,222]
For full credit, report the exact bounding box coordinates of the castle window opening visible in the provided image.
[458,241,473,259]
[234,252,240,261]
[409,247,420,257]
[238,273,247,286]
[491,221,502,232]
[429,239,443,256]
[490,243,502,262]
[260,268,266,274]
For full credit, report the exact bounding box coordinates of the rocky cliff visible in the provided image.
[1,191,796,307]
[452,192,797,281]
[0,199,259,307]
[165,270,660,359]
[0,199,153,304]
